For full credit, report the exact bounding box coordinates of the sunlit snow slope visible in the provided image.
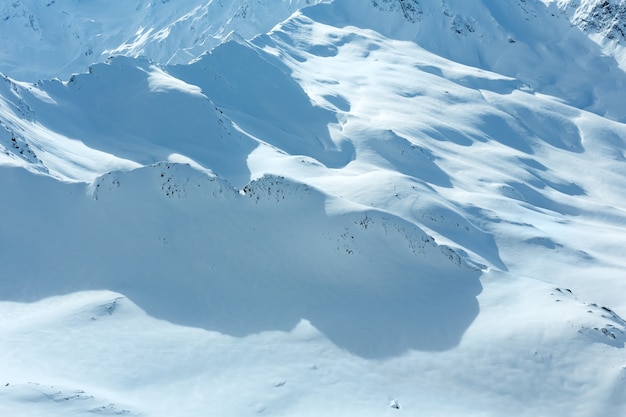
[1,1,626,416]
[0,0,324,81]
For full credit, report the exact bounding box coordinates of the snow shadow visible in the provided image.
[417,203,508,271]
[477,113,535,154]
[169,39,355,169]
[0,166,482,359]
[501,181,581,216]
[524,169,586,197]
[23,56,257,187]
[512,106,584,153]
[416,64,519,95]
[429,126,474,147]
[364,129,453,188]
[428,109,582,157]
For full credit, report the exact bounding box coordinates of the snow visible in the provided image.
[0,0,326,82]
[1,0,626,416]
[146,66,205,97]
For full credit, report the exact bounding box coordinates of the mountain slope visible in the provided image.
[0,0,323,81]
[1,0,626,416]
[559,0,626,42]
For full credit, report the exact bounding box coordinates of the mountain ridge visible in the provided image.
[0,0,324,81]
[1,1,626,416]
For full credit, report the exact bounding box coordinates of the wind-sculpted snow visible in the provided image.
[306,0,626,121]
[2,0,626,415]
[260,10,626,276]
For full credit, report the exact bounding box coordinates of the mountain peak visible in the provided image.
[0,0,324,81]
[564,0,626,42]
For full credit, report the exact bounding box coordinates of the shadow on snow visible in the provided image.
[0,165,481,359]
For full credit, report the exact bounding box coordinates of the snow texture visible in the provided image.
[1,0,626,416]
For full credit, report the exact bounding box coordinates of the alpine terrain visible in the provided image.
[1,0,626,416]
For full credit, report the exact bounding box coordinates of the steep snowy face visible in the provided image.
[556,0,626,41]
[371,0,423,22]
[3,0,625,84]
[371,0,626,43]
[0,0,324,81]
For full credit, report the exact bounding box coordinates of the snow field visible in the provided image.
[1,0,626,416]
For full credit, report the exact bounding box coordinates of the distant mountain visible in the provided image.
[372,0,626,43]
[561,0,626,42]
[0,0,323,81]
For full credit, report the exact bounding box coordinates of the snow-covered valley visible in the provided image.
[1,0,626,415]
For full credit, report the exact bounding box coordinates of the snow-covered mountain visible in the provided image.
[1,1,626,416]
[0,0,323,81]
[560,0,626,41]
